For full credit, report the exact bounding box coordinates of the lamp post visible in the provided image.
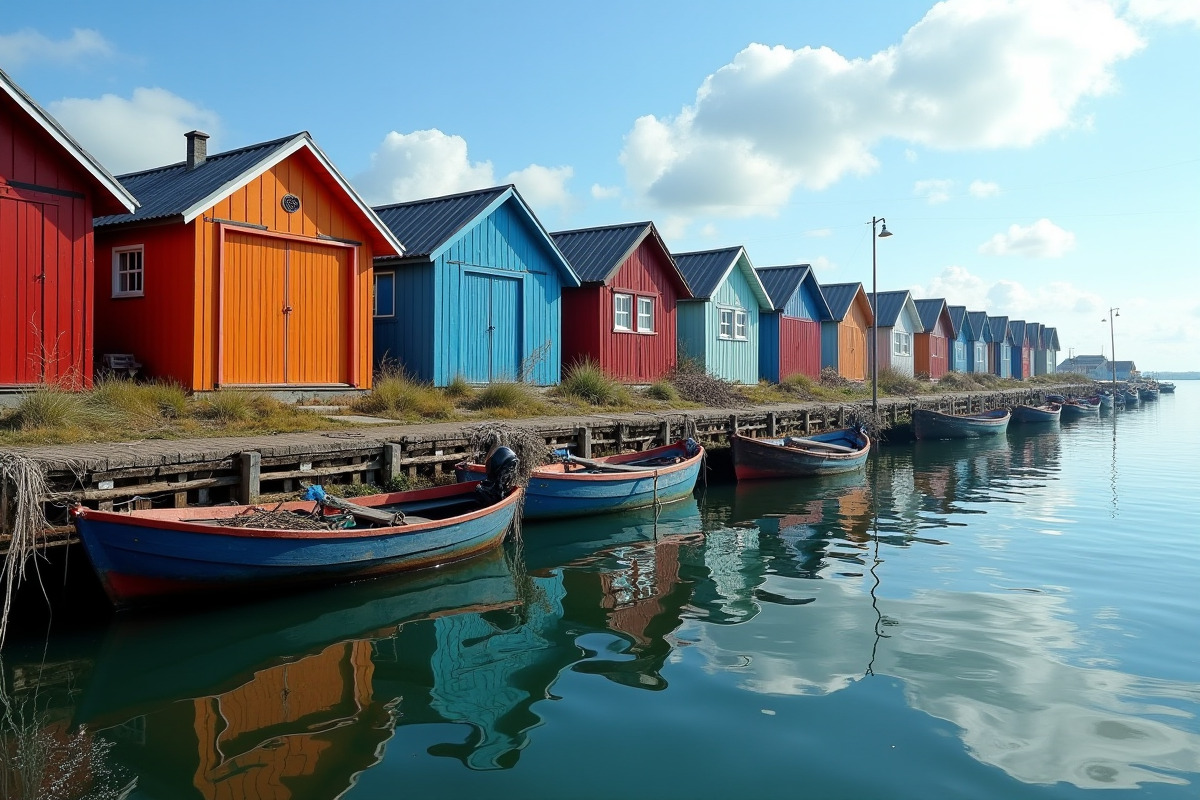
[870,217,892,417]
[1102,307,1119,393]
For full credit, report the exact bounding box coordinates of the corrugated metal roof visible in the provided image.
[1027,321,1042,348]
[373,185,510,259]
[986,315,1010,343]
[819,282,864,322]
[95,134,299,226]
[947,305,968,339]
[755,265,833,319]
[1043,326,1061,350]
[870,290,913,327]
[672,246,744,299]
[914,298,947,332]
[967,311,990,341]
[550,222,649,283]
[1010,320,1027,346]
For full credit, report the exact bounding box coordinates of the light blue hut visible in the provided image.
[869,290,923,378]
[673,247,773,383]
[372,185,579,385]
[987,315,1013,379]
[966,311,991,373]
[947,305,971,373]
[1040,327,1060,375]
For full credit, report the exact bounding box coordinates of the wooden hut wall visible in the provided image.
[951,326,970,373]
[678,265,761,383]
[374,262,435,380]
[914,314,951,379]
[991,341,1012,378]
[819,291,870,381]
[1,108,97,389]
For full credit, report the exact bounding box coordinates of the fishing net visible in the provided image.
[0,451,55,650]
[223,503,351,531]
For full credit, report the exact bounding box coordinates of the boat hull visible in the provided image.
[1010,404,1061,423]
[912,408,1010,440]
[1060,401,1100,419]
[731,429,870,481]
[72,482,522,608]
[457,439,703,520]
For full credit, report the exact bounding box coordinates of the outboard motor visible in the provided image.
[476,446,520,505]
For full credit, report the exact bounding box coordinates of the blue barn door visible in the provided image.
[462,273,521,383]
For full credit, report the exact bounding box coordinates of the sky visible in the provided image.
[4,0,1199,371]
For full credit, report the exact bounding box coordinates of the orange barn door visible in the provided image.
[286,241,348,385]
[221,232,287,385]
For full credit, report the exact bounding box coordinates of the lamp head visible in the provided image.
[878,223,892,238]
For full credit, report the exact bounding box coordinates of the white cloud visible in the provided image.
[504,164,573,213]
[969,180,1001,198]
[621,0,1144,217]
[590,184,621,200]
[48,88,220,174]
[699,223,720,238]
[978,218,1076,257]
[354,129,496,205]
[657,215,691,242]
[0,28,113,67]
[1125,0,1200,27]
[915,178,954,204]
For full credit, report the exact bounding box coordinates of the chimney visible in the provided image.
[185,130,210,170]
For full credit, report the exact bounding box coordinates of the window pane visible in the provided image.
[614,294,632,329]
[637,297,654,332]
[374,273,395,317]
[719,309,733,338]
[735,311,747,339]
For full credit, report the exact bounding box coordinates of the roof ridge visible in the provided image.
[550,220,651,236]
[371,184,511,211]
[114,131,304,179]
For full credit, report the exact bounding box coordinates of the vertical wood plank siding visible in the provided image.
[374,263,435,379]
[678,265,760,384]
[839,296,871,380]
[2,107,96,388]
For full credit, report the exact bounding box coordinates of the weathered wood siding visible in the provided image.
[915,312,952,379]
[678,264,760,384]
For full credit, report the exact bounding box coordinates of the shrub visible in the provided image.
[644,380,679,402]
[353,368,454,419]
[195,391,258,424]
[558,358,630,405]
[878,367,925,396]
[472,381,546,413]
[444,374,473,399]
[8,388,88,430]
[88,377,188,425]
[668,359,744,407]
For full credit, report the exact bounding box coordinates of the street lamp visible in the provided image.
[870,217,893,417]
[1102,308,1119,394]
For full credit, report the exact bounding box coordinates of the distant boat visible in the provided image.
[1010,403,1062,423]
[731,427,871,481]
[456,438,704,520]
[1121,388,1140,406]
[1159,381,1176,393]
[1060,399,1101,419]
[912,408,1011,440]
[71,455,523,608]
[1138,384,1160,401]
[1092,392,1114,410]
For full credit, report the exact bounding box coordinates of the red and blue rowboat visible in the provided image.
[731,427,870,481]
[71,481,522,608]
[456,439,704,520]
[912,408,1010,440]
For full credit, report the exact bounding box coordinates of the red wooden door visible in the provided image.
[0,195,47,385]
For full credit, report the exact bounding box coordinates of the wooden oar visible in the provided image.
[564,454,664,473]
[783,436,858,453]
[319,494,405,526]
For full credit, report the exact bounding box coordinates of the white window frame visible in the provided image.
[613,292,633,331]
[734,310,748,340]
[373,271,395,318]
[112,245,144,298]
[975,342,987,364]
[718,308,734,339]
[955,341,966,363]
[637,296,654,333]
[893,330,911,356]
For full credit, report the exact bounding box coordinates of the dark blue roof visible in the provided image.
[870,290,913,327]
[986,315,1010,343]
[914,298,947,332]
[967,311,990,341]
[946,305,968,339]
[373,185,510,259]
[95,133,300,226]
[819,282,865,322]
[754,265,832,319]
[1026,322,1042,349]
[1010,320,1028,346]
[1043,326,1061,350]
[672,246,744,299]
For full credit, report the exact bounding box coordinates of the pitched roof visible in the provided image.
[550,221,689,295]
[1009,320,1028,346]
[914,298,948,333]
[1,67,137,216]
[673,246,772,308]
[986,315,1011,343]
[1027,322,1043,348]
[1043,326,1061,350]
[819,282,870,323]
[967,311,990,341]
[754,265,832,319]
[373,184,578,285]
[870,290,920,329]
[947,305,969,339]
[94,131,402,255]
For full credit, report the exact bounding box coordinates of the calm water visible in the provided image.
[3,385,1199,799]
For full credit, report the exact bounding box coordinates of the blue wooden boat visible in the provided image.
[1138,384,1159,401]
[71,460,523,608]
[1158,381,1176,394]
[1059,399,1100,419]
[912,408,1010,440]
[456,438,704,520]
[1121,388,1140,406]
[731,427,870,480]
[1093,392,1114,410]
[1010,403,1061,423]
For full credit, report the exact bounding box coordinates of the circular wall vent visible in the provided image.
[281,194,301,213]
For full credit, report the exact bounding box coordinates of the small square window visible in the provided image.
[637,296,654,332]
[614,293,632,330]
[734,310,748,340]
[374,272,395,317]
[718,308,734,339]
[112,246,144,298]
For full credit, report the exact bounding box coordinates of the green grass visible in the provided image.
[352,368,455,420]
[471,381,551,415]
[556,359,631,406]
[644,380,679,402]
[878,366,927,396]
[444,374,474,399]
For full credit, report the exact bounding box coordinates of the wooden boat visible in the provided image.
[1010,403,1061,423]
[71,454,523,608]
[1059,399,1100,419]
[911,408,1010,440]
[730,427,870,480]
[1121,388,1140,406]
[1093,392,1114,410]
[1138,384,1159,401]
[1158,381,1176,393]
[456,438,704,520]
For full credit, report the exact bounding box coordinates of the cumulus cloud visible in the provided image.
[969,180,1001,198]
[48,88,220,174]
[915,178,954,204]
[503,164,573,213]
[1126,0,1200,26]
[0,28,113,67]
[354,129,496,205]
[591,184,621,200]
[978,219,1076,257]
[621,0,1144,217]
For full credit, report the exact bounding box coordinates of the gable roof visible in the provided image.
[373,184,578,285]
[550,220,689,295]
[819,282,872,324]
[1009,320,1028,347]
[1027,322,1043,349]
[986,315,1011,344]
[1043,326,1061,350]
[1,67,137,216]
[947,305,969,339]
[95,131,402,255]
[673,246,772,309]
[914,298,949,333]
[870,290,922,330]
[967,311,991,342]
[754,265,832,319]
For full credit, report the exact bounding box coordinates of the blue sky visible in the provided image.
[4,0,1198,370]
